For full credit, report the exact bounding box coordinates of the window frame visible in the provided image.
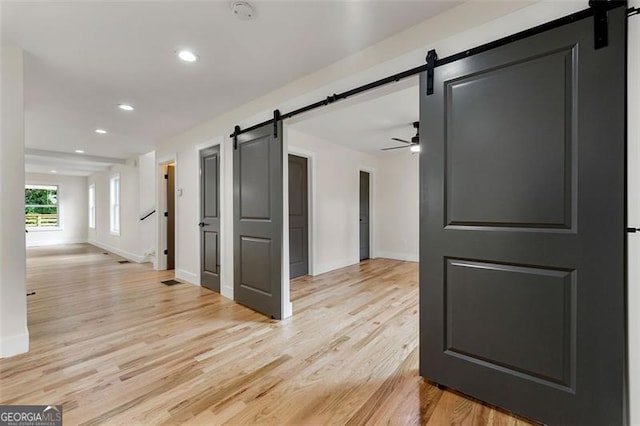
[88,183,96,230]
[25,183,62,232]
[109,174,121,236]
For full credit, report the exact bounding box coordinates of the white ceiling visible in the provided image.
[1,0,460,175]
[290,80,419,155]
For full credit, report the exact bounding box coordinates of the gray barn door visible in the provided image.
[289,154,308,279]
[234,122,283,319]
[359,171,370,261]
[419,7,626,425]
[200,146,220,292]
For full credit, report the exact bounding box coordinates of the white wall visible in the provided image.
[0,46,28,358]
[174,151,199,284]
[288,128,379,275]
[88,161,147,262]
[25,173,88,247]
[376,152,419,262]
[138,151,156,262]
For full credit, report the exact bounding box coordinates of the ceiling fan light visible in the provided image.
[178,50,198,62]
[410,145,421,153]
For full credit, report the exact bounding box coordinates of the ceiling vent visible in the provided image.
[230,1,255,20]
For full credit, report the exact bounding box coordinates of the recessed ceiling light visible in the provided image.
[410,145,421,153]
[118,104,134,111]
[177,50,198,62]
[50,170,57,173]
[95,129,107,134]
[75,149,85,154]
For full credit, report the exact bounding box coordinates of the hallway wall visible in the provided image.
[376,152,419,262]
[88,161,146,262]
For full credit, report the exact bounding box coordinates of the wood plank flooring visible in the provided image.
[0,244,534,425]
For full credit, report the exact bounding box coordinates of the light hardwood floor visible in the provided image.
[0,244,534,425]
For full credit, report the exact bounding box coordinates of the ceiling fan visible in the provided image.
[382,121,420,153]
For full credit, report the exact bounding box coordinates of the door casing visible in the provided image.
[166,164,176,270]
[155,153,178,273]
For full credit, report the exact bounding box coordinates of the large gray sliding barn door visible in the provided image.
[234,122,283,319]
[420,6,626,425]
[200,146,220,292]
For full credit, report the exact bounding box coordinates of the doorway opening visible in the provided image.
[286,79,420,280]
[288,154,309,279]
[359,170,371,261]
[156,155,177,273]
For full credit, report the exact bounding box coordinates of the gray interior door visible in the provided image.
[200,146,220,292]
[234,122,283,319]
[419,7,626,425]
[289,154,308,279]
[359,171,370,261]
[166,164,175,270]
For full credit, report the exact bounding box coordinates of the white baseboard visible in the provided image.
[88,240,148,264]
[0,328,29,358]
[376,251,419,262]
[26,238,88,248]
[313,258,359,276]
[311,252,418,276]
[221,285,234,300]
[282,301,293,319]
[176,269,199,286]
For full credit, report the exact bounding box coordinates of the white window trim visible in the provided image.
[25,182,63,232]
[110,174,121,236]
[88,183,96,230]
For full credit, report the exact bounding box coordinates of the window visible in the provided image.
[88,184,96,229]
[25,184,59,228]
[110,175,120,235]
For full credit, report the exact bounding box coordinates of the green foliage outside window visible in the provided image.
[25,185,58,227]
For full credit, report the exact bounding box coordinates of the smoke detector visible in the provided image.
[230,1,255,20]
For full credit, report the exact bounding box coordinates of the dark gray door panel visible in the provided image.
[234,123,283,319]
[445,48,573,228]
[200,146,220,292]
[420,7,626,425]
[289,155,308,279]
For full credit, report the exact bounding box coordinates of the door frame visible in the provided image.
[287,146,316,276]
[196,137,226,292]
[155,153,178,273]
[357,166,375,261]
